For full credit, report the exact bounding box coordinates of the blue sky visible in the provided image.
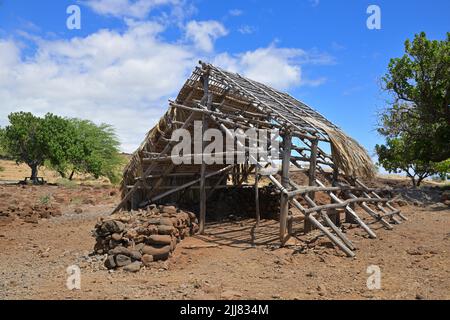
[0,0,449,156]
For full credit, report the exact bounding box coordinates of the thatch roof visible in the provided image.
[121,62,374,197]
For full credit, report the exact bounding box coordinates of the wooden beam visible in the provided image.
[346,192,394,230]
[140,165,235,207]
[280,132,292,243]
[112,112,196,214]
[199,69,211,235]
[315,179,377,239]
[308,139,318,198]
[302,197,390,215]
[255,165,260,226]
[304,138,318,233]
[285,185,375,197]
[304,194,355,250]
[290,199,355,257]
[355,179,407,221]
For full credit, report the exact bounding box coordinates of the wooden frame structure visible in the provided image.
[115,61,406,257]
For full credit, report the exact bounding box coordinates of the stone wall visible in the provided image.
[93,205,199,272]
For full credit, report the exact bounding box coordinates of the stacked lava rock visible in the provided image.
[93,205,199,271]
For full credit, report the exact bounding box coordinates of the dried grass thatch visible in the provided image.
[120,107,192,196]
[304,116,375,179]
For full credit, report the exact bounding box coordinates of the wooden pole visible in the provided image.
[308,139,318,198]
[255,165,260,226]
[199,160,207,233]
[199,69,211,235]
[356,179,407,221]
[141,166,234,206]
[304,195,355,250]
[199,112,208,234]
[280,131,292,243]
[304,138,318,233]
[315,179,377,239]
[111,112,196,214]
[346,192,394,230]
[291,199,355,257]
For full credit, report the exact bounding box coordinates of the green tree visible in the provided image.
[379,32,450,162]
[49,119,124,183]
[41,113,77,178]
[0,127,6,158]
[1,112,49,182]
[1,112,124,184]
[376,137,441,187]
[377,32,450,184]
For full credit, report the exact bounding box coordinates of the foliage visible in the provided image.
[61,119,124,183]
[379,32,450,162]
[0,127,6,158]
[39,194,52,205]
[377,32,450,185]
[1,112,49,181]
[375,137,445,186]
[44,118,124,184]
[1,112,124,184]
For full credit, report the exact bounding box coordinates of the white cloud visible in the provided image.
[213,45,333,91]
[301,77,327,87]
[1,17,332,153]
[228,9,243,17]
[0,22,196,152]
[185,20,228,52]
[83,0,181,19]
[238,25,256,35]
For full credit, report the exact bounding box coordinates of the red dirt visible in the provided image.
[0,182,449,300]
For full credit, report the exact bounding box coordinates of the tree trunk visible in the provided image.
[410,176,417,188]
[30,164,39,184]
[69,170,75,181]
[417,176,425,187]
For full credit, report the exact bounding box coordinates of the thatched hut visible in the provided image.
[115,61,405,257]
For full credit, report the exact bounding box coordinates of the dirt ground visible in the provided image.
[0,181,449,300]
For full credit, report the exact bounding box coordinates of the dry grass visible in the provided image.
[0,159,114,186]
[0,160,61,183]
[304,116,375,179]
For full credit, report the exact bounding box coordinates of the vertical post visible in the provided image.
[199,152,207,234]
[308,138,318,198]
[305,138,318,233]
[131,190,139,211]
[130,193,136,211]
[199,67,210,235]
[255,165,260,225]
[327,208,341,226]
[332,165,339,186]
[280,131,292,243]
[345,181,357,224]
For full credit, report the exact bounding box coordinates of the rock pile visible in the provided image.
[93,205,199,271]
[0,202,62,225]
